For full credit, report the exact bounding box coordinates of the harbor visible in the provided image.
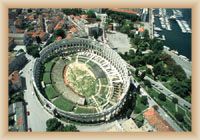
[152,8,192,61]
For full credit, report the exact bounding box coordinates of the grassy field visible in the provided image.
[134,94,148,114]
[43,72,51,84]
[44,61,55,72]
[53,96,75,112]
[75,106,97,114]
[67,65,98,97]
[148,88,176,114]
[147,88,191,131]
[98,86,109,99]
[99,78,108,86]
[95,95,107,105]
[44,85,60,100]
[134,114,144,128]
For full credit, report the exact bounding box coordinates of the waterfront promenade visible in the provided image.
[164,49,192,78]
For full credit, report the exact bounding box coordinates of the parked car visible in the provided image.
[28,128,32,132]
[26,111,30,116]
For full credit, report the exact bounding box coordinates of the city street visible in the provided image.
[131,77,183,131]
[144,76,191,109]
[21,55,52,131]
[127,63,191,109]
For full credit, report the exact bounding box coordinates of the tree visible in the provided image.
[135,69,139,77]
[9,117,15,126]
[9,91,24,104]
[172,97,178,104]
[120,25,131,34]
[140,71,146,80]
[144,79,152,88]
[134,115,144,128]
[26,45,40,58]
[141,96,148,105]
[134,107,141,114]
[46,118,64,131]
[129,49,135,57]
[96,17,101,22]
[54,29,66,39]
[46,118,79,132]
[136,85,140,93]
[152,105,159,111]
[153,62,164,77]
[172,65,187,81]
[63,125,79,132]
[171,81,190,98]
[152,40,164,52]
[146,68,152,75]
[18,49,24,53]
[136,49,142,56]
[62,8,83,16]
[175,112,184,122]
[126,109,133,118]
[36,36,42,44]
[158,93,166,101]
[87,10,96,18]
[133,35,141,46]
[143,29,150,41]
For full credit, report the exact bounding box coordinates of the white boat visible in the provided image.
[154,33,160,37]
[158,9,172,30]
[176,19,191,33]
[154,27,162,31]
[169,15,176,20]
[172,9,183,19]
[161,35,166,40]
[171,50,179,55]
[163,46,170,50]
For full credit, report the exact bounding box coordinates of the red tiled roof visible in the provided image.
[81,14,88,19]
[32,31,47,39]
[143,108,174,132]
[66,33,73,39]
[56,36,62,41]
[9,71,20,84]
[109,8,138,15]
[27,15,35,20]
[138,27,145,32]
[17,116,23,125]
[70,27,78,33]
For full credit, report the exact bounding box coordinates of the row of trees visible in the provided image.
[46,118,79,132]
[105,9,139,23]
[62,8,84,16]
[26,45,40,58]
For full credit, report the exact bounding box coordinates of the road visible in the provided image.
[76,121,122,132]
[127,63,191,109]
[164,49,192,78]
[21,54,53,131]
[144,76,191,109]
[130,77,183,131]
[149,8,154,39]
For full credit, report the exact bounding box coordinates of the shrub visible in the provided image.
[158,93,166,101]
[175,112,184,122]
[172,97,178,104]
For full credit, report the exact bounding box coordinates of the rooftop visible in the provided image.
[143,107,174,132]
[109,8,139,15]
[9,71,20,84]
[9,102,27,131]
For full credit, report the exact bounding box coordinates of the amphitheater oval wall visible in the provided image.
[32,38,130,122]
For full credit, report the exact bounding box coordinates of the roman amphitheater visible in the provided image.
[32,38,130,122]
